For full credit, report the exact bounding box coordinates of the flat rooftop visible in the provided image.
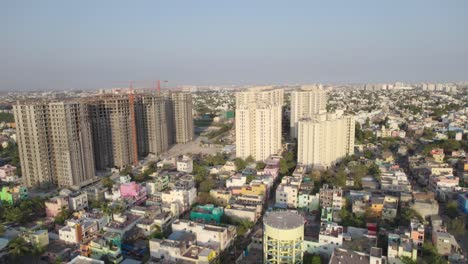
[263,211,304,230]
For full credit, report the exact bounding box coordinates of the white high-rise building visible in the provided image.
[290,85,327,139]
[297,112,354,169]
[235,87,283,161]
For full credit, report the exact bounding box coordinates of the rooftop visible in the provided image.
[263,211,304,230]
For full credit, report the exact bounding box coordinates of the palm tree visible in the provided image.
[8,237,30,258]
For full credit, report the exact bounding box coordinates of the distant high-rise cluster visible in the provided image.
[235,85,354,168]
[297,111,355,169]
[235,86,284,161]
[290,85,327,139]
[13,93,194,188]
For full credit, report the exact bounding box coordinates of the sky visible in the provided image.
[1,0,468,91]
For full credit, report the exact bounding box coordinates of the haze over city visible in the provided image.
[2,0,468,91]
[0,2,467,264]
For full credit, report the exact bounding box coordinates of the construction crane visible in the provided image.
[114,80,170,167]
[128,81,139,166]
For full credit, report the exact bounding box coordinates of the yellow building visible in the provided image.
[264,211,304,264]
[370,197,384,218]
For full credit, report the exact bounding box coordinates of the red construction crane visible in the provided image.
[128,81,139,166]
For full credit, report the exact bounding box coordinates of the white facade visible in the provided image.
[298,112,355,168]
[226,174,246,188]
[68,192,88,211]
[290,85,327,138]
[235,87,283,161]
[161,187,197,213]
[275,176,301,208]
[171,220,236,251]
[177,156,193,173]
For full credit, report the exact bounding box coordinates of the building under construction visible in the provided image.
[13,92,194,188]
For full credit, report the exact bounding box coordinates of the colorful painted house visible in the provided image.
[458,193,468,214]
[190,204,224,223]
[119,182,147,205]
[0,186,28,204]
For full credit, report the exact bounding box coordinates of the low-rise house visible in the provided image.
[177,155,193,173]
[410,219,425,252]
[329,247,386,264]
[275,176,301,208]
[224,203,262,222]
[411,191,439,219]
[382,196,399,221]
[387,233,418,264]
[68,191,88,211]
[45,196,70,218]
[161,186,197,214]
[0,185,28,204]
[235,194,264,205]
[59,218,99,244]
[104,213,143,236]
[171,219,236,251]
[231,183,267,197]
[226,174,246,188]
[431,148,445,163]
[209,189,232,206]
[432,229,461,256]
[86,237,123,264]
[319,184,343,210]
[380,171,412,193]
[370,196,384,218]
[190,204,224,224]
[0,164,16,179]
[149,238,217,264]
[297,191,319,212]
[316,222,344,256]
[361,177,379,189]
[23,229,49,248]
[120,182,147,205]
[146,175,169,194]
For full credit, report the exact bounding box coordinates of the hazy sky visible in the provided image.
[2,0,468,91]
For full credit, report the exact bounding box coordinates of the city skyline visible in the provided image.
[2,0,468,91]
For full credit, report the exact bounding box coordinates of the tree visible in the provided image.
[234,158,246,171]
[8,237,30,258]
[54,207,73,225]
[120,165,132,176]
[246,174,255,184]
[199,179,216,193]
[445,201,459,218]
[398,208,423,227]
[101,176,114,191]
[256,161,266,170]
[422,242,445,264]
[197,192,218,205]
[308,170,321,182]
[304,254,321,264]
[334,168,347,187]
[245,155,255,163]
[0,225,5,236]
[222,215,253,236]
[368,163,381,179]
[400,256,417,264]
[364,149,374,159]
[447,217,465,235]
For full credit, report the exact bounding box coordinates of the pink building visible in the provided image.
[120,182,147,205]
[45,196,69,218]
[0,164,16,179]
